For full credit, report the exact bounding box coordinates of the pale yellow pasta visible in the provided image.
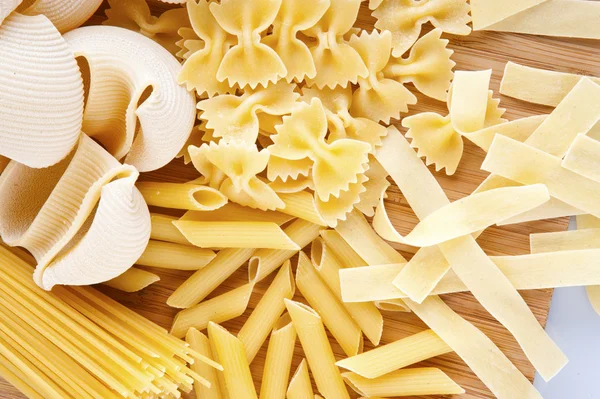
[311,239,383,346]
[249,219,321,282]
[340,263,405,303]
[258,314,296,399]
[267,156,312,183]
[150,214,190,245]
[170,282,255,338]
[238,262,295,363]
[500,61,600,107]
[373,0,471,57]
[320,230,367,268]
[470,0,547,30]
[302,0,367,89]
[208,322,258,399]
[137,182,228,211]
[173,220,299,250]
[342,368,464,397]
[209,337,231,399]
[278,191,327,226]
[377,127,567,381]
[316,174,368,228]
[286,359,313,399]
[137,240,216,270]
[102,268,160,293]
[269,174,315,194]
[181,204,293,225]
[392,246,449,303]
[295,252,362,357]
[355,157,390,218]
[284,300,350,399]
[531,229,600,254]
[577,214,600,230]
[269,99,371,202]
[21,0,103,33]
[335,210,406,265]
[186,328,222,399]
[336,329,451,379]
[562,134,600,183]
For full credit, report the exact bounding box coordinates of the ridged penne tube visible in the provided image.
[258,314,296,399]
[342,368,464,397]
[238,261,295,363]
[22,0,103,33]
[181,204,293,225]
[249,219,321,282]
[174,220,300,250]
[320,230,367,268]
[150,214,190,245]
[137,182,228,211]
[65,26,196,172]
[562,134,600,182]
[209,337,230,399]
[208,322,258,399]
[102,268,160,293]
[284,300,350,399]
[137,240,216,270]
[167,248,256,308]
[335,210,406,265]
[311,239,383,346]
[0,12,83,168]
[295,252,362,357]
[186,328,222,399]
[530,229,600,254]
[278,191,327,226]
[286,359,313,399]
[336,330,451,379]
[170,282,255,338]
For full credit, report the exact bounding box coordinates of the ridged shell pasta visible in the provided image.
[0,0,21,24]
[21,0,103,33]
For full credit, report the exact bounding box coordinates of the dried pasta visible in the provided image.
[562,134,600,183]
[150,214,190,245]
[186,328,223,399]
[373,0,471,57]
[137,182,228,211]
[0,0,21,25]
[355,157,390,217]
[102,267,160,293]
[286,359,313,399]
[21,0,103,33]
[316,174,368,227]
[258,314,296,399]
[136,240,216,270]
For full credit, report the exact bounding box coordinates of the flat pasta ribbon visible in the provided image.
[373,0,471,57]
[177,0,235,97]
[189,141,285,211]
[301,86,388,150]
[65,25,196,172]
[302,0,368,89]
[403,69,505,175]
[269,98,371,201]
[263,0,331,82]
[210,0,287,88]
[198,81,299,144]
[349,29,417,124]
[20,0,103,32]
[0,13,83,168]
[104,0,191,55]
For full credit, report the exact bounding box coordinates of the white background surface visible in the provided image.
[534,219,600,398]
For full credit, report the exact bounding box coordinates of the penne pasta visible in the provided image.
[209,336,230,399]
[320,230,367,268]
[170,282,255,338]
[180,204,293,225]
[284,300,350,399]
[238,261,295,363]
[186,328,222,399]
[277,191,327,226]
[295,252,362,357]
[173,220,300,250]
[311,238,383,346]
[208,322,258,399]
[137,181,228,211]
[249,219,321,282]
[150,214,190,245]
[102,267,160,293]
[259,314,296,399]
[137,239,216,270]
[342,368,464,397]
[336,330,451,379]
[286,359,313,399]
[167,248,256,308]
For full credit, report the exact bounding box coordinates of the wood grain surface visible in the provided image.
[1,2,599,398]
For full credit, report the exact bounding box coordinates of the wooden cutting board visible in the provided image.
[2,2,599,398]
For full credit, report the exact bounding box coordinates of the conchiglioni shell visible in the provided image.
[21,0,103,33]
[0,13,83,168]
[0,0,21,24]
[64,25,196,172]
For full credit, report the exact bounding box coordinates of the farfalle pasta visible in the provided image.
[373,0,471,56]
[269,98,371,201]
[210,0,287,88]
[316,174,368,227]
[267,156,313,183]
[177,0,235,97]
[263,0,330,82]
[404,70,506,175]
[104,0,190,55]
[355,157,390,217]
[198,81,299,144]
[189,141,285,211]
[349,29,417,124]
[302,0,368,89]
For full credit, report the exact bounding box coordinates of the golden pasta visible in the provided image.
[286,359,313,399]
[137,239,216,270]
[186,328,223,399]
[102,267,160,293]
[137,182,228,211]
[258,314,296,399]
[150,214,191,245]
